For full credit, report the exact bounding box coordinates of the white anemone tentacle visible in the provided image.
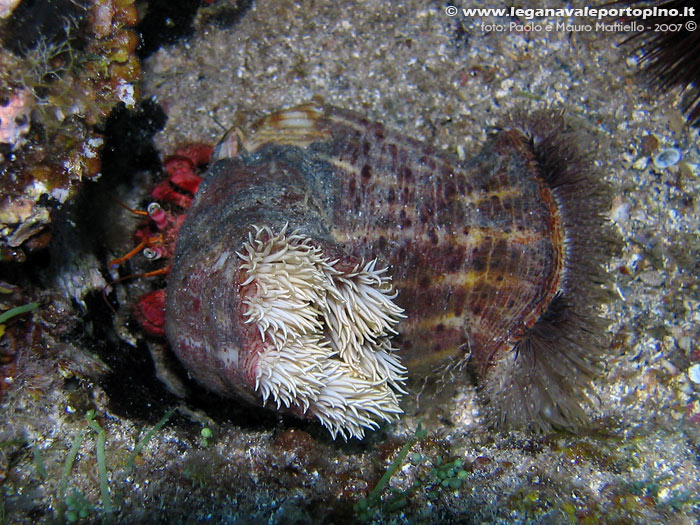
[237,225,406,440]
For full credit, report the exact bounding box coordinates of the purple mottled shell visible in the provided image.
[165,103,610,438]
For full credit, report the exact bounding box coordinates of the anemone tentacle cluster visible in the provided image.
[238,225,406,439]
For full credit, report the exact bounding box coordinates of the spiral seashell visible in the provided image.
[166,103,611,439]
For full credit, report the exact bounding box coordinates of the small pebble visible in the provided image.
[632,157,649,170]
[640,134,659,155]
[638,270,665,287]
[610,196,630,225]
[653,148,682,169]
[679,161,694,180]
[688,364,700,385]
[677,336,691,353]
[660,358,678,375]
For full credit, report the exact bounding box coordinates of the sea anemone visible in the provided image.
[237,225,406,439]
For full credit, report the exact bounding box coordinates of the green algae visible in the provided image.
[87,410,113,521]
[0,302,38,325]
[126,407,174,469]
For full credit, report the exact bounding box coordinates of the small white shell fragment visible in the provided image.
[652,148,681,169]
[688,364,700,385]
[632,157,649,170]
[610,196,630,225]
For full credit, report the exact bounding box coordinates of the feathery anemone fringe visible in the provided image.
[237,225,406,439]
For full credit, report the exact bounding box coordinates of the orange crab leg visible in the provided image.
[102,265,172,311]
[109,240,149,268]
[109,194,150,217]
[109,234,166,268]
[140,266,170,278]
[104,265,171,291]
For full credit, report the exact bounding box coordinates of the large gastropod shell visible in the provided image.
[166,103,611,439]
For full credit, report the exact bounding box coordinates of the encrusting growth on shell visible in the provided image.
[237,225,406,440]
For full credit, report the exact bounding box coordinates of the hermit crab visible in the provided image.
[114,103,611,440]
[110,143,213,337]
